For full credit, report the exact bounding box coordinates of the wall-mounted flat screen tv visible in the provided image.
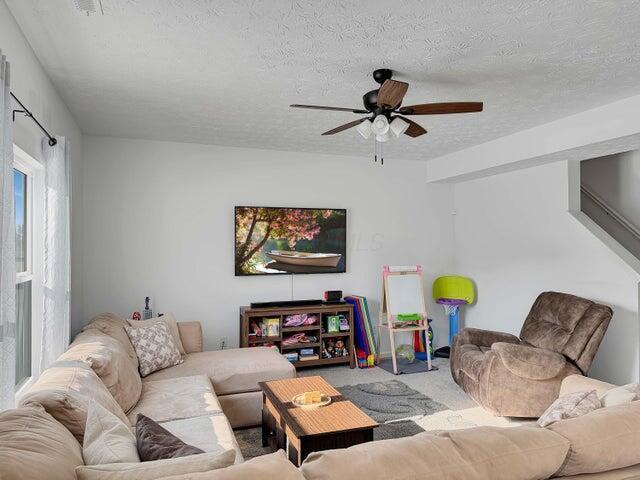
[235,206,346,276]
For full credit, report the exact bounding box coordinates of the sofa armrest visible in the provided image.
[559,374,617,398]
[177,321,203,353]
[492,342,566,380]
[456,327,519,348]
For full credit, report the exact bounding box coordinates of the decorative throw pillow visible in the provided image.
[537,390,601,427]
[135,414,204,461]
[125,322,183,377]
[127,313,185,355]
[599,383,640,407]
[83,403,140,465]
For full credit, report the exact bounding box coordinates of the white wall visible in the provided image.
[78,136,456,351]
[582,150,640,229]
[0,0,84,328]
[453,161,640,384]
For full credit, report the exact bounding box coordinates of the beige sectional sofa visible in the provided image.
[2,311,640,479]
[6,312,295,478]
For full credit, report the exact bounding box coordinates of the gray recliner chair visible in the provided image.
[450,291,612,417]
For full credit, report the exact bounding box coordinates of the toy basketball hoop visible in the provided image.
[432,276,474,358]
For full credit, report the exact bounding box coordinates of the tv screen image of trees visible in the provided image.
[235,207,346,275]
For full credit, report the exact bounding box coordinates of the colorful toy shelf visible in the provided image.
[239,303,355,369]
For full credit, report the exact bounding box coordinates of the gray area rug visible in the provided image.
[377,357,439,375]
[338,379,449,423]
[235,380,447,460]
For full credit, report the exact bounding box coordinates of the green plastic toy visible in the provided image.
[432,276,475,304]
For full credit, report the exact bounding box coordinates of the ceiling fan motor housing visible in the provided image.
[372,68,393,84]
[363,90,379,112]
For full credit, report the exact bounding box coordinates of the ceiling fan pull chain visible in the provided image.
[373,136,377,163]
[380,141,384,165]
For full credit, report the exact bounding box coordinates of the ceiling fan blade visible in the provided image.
[397,116,427,137]
[291,104,368,114]
[377,80,409,109]
[398,102,483,115]
[321,118,366,135]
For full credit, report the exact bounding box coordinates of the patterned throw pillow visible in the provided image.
[537,390,601,427]
[125,322,183,377]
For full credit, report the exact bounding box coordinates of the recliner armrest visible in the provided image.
[177,321,203,353]
[493,342,566,380]
[456,327,519,348]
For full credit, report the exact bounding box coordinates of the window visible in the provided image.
[13,146,44,393]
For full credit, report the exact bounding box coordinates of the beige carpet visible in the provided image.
[298,357,533,432]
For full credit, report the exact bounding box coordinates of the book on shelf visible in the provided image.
[299,354,320,361]
[283,352,299,363]
[264,318,280,336]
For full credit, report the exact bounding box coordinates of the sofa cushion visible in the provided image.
[83,313,139,368]
[177,321,204,354]
[127,313,185,355]
[0,404,84,480]
[75,450,236,480]
[127,375,223,424]
[60,329,142,412]
[19,360,131,443]
[83,403,139,465]
[547,400,640,476]
[125,322,183,377]
[560,374,616,398]
[217,390,263,429]
[159,451,304,480]
[136,414,204,461]
[537,390,601,427]
[142,347,296,396]
[160,414,244,464]
[300,426,570,480]
[554,464,640,479]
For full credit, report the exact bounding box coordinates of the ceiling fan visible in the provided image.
[290,68,483,164]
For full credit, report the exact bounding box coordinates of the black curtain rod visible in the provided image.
[10,92,57,146]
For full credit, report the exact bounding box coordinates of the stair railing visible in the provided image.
[580,185,640,242]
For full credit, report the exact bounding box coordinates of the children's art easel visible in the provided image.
[379,265,433,374]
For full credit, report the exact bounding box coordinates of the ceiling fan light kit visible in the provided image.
[356,120,373,139]
[390,117,409,137]
[290,68,483,165]
[371,115,390,135]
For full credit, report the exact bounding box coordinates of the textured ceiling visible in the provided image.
[6,0,640,161]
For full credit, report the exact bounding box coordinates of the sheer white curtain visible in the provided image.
[0,50,16,409]
[40,137,70,370]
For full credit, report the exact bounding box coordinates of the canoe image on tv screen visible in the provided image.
[235,206,346,275]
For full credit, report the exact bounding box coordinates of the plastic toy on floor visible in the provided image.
[432,275,474,358]
[413,320,434,361]
[395,344,415,363]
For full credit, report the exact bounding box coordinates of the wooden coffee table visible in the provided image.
[259,376,378,466]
